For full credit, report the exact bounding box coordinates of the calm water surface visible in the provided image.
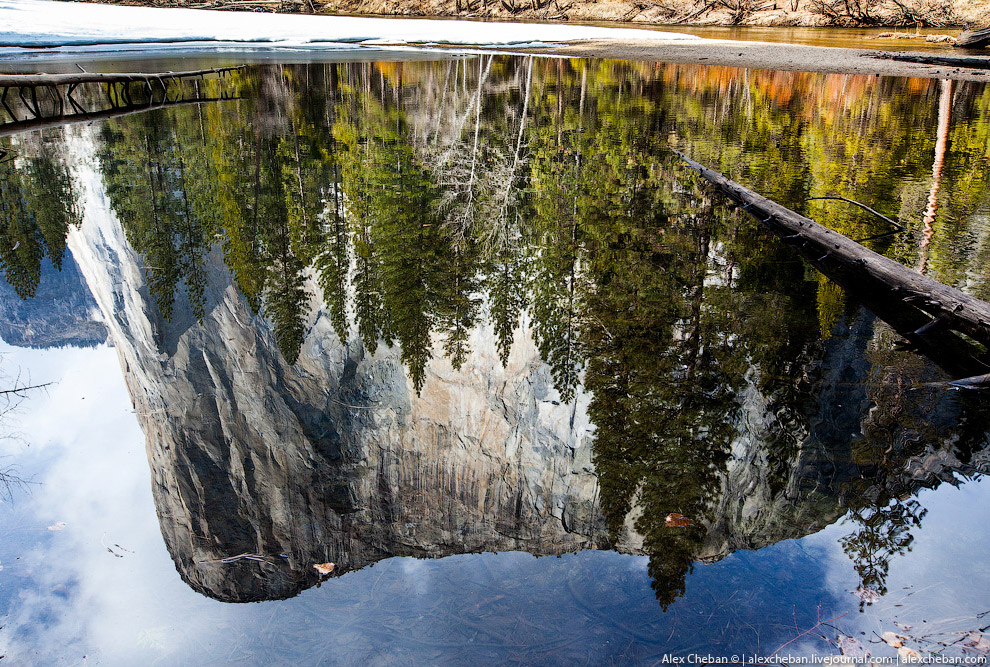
[1,56,990,664]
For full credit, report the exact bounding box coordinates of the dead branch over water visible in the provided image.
[0,97,238,138]
[0,67,242,88]
[0,66,243,137]
[867,51,990,69]
[675,149,990,376]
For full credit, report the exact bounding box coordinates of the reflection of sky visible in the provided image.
[811,478,990,658]
[1,339,989,663]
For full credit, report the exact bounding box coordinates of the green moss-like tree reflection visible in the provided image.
[7,58,989,610]
[0,134,81,299]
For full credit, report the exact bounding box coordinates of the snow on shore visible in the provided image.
[0,0,702,54]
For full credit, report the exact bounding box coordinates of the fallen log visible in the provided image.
[674,149,990,371]
[955,26,990,49]
[0,67,243,88]
[866,51,990,70]
[0,96,238,139]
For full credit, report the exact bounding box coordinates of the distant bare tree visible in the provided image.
[807,0,884,24]
[0,362,51,501]
[808,0,960,25]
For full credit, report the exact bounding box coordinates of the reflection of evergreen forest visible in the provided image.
[0,133,81,300]
[5,58,990,608]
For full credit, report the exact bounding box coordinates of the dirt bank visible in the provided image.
[78,0,990,29]
[526,39,990,81]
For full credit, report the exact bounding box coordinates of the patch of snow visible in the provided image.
[0,0,703,55]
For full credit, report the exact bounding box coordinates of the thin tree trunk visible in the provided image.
[918,79,954,275]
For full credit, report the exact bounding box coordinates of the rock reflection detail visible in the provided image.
[5,58,990,607]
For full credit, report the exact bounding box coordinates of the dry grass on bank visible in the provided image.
[75,0,990,29]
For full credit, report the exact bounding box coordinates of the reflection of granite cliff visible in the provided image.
[63,127,990,604]
[0,253,107,349]
[65,131,613,602]
[71,235,610,601]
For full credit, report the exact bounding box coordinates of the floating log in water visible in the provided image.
[674,149,990,371]
[955,26,990,49]
[866,51,990,70]
[0,96,237,139]
[0,67,243,89]
[0,66,243,124]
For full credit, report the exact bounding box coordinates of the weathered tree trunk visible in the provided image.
[955,26,990,49]
[0,97,234,138]
[868,52,990,69]
[0,67,241,88]
[918,78,953,275]
[675,149,990,363]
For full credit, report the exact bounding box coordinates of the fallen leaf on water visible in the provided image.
[837,635,870,659]
[963,633,990,654]
[898,647,921,663]
[47,522,66,532]
[313,562,335,575]
[853,587,880,604]
[665,513,691,527]
[881,632,907,648]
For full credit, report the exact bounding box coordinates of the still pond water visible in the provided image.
[1,56,990,664]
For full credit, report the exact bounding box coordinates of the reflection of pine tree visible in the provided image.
[0,134,81,299]
[265,246,308,364]
[563,106,746,607]
[100,114,209,321]
[0,172,45,299]
[372,160,440,391]
[527,135,584,403]
[313,169,350,346]
[585,206,742,608]
[437,242,481,371]
[841,498,925,610]
[281,65,349,346]
[25,143,78,271]
[836,357,971,609]
[97,82,322,364]
[337,79,483,391]
[255,136,309,364]
[487,243,526,366]
[338,100,437,389]
[352,222,393,354]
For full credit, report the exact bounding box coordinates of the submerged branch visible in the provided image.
[0,66,244,88]
[674,149,990,377]
[0,381,52,397]
[804,195,906,242]
[0,96,239,138]
[866,51,990,70]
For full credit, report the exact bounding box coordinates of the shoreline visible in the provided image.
[530,39,990,82]
[2,0,990,81]
[5,39,990,83]
[75,0,990,30]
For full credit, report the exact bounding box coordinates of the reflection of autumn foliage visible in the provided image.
[83,58,990,377]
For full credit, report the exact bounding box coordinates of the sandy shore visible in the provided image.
[527,39,990,82]
[2,0,989,80]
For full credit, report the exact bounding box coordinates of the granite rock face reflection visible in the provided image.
[43,58,990,606]
[68,153,613,601]
[94,268,610,602]
[68,155,990,605]
[0,254,107,349]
